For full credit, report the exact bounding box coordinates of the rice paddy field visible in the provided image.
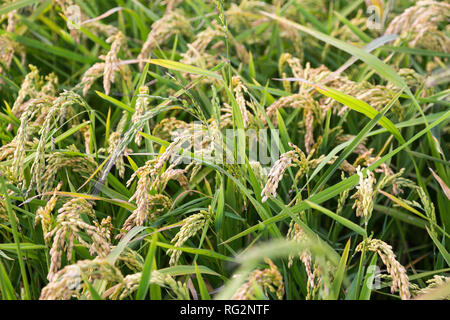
[0,0,449,301]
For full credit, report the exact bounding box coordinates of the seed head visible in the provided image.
[232,259,284,300]
[351,166,375,225]
[168,209,212,265]
[40,258,123,300]
[132,85,151,146]
[261,143,301,202]
[232,76,250,128]
[356,238,410,300]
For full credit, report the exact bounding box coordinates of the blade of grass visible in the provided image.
[148,59,223,80]
[194,262,211,300]
[427,227,450,267]
[305,201,366,237]
[0,259,16,300]
[328,238,351,300]
[0,0,42,15]
[136,232,158,300]
[0,176,30,300]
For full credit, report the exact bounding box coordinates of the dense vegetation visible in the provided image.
[0,0,449,300]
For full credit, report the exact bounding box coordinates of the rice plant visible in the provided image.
[0,0,449,300]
